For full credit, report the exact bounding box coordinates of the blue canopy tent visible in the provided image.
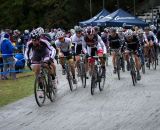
[93,9,148,27]
[79,9,110,27]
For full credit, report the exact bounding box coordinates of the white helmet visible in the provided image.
[137,29,144,34]
[124,29,133,37]
[150,25,156,30]
[118,27,124,32]
[36,27,44,35]
[24,29,29,34]
[56,31,65,39]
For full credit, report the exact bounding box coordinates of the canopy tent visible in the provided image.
[93,9,148,27]
[79,9,110,27]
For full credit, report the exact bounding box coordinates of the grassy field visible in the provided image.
[0,72,35,107]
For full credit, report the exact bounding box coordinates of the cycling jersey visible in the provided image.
[125,35,140,51]
[82,34,104,56]
[71,34,83,55]
[55,37,72,53]
[143,31,158,44]
[25,39,56,62]
[108,34,121,49]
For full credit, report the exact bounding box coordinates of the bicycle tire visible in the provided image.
[117,57,121,80]
[91,76,96,95]
[99,68,106,91]
[80,63,86,88]
[48,77,56,102]
[68,75,73,91]
[34,76,46,107]
[131,71,136,86]
[142,64,145,74]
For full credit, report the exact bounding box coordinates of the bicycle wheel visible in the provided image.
[34,76,46,107]
[130,71,136,86]
[48,77,56,102]
[91,71,97,95]
[99,68,106,91]
[141,64,145,74]
[80,63,86,88]
[151,48,157,70]
[67,75,73,91]
[117,58,121,80]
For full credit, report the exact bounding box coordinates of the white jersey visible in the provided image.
[25,39,56,60]
[55,37,72,52]
[82,35,107,56]
[71,34,83,53]
[143,31,158,44]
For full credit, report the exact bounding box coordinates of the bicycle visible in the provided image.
[146,43,157,70]
[61,56,77,91]
[33,61,57,107]
[127,50,137,86]
[76,53,87,88]
[112,48,125,80]
[90,56,106,95]
[138,45,145,74]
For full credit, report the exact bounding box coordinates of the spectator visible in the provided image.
[0,30,5,79]
[1,33,17,80]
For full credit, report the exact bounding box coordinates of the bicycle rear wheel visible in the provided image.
[34,76,46,107]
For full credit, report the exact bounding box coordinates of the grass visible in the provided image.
[0,72,35,107]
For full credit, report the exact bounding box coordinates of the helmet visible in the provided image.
[118,27,124,32]
[70,29,75,35]
[94,26,100,32]
[124,29,133,38]
[74,26,83,33]
[144,26,150,31]
[109,27,117,33]
[137,29,144,34]
[150,25,156,30]
[56,31,65,39]
[30,29,40,39]
[36,27,44,35]
[85,27,95,35]
[104,28,109,33]
[24,30,29,34]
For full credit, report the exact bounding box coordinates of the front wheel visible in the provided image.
[34,76,46,107]
[130,71,136,86]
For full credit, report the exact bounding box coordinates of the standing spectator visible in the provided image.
[1,33,17,80]
[0,30,5,79]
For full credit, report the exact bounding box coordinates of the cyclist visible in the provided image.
[108,27,122,73]
[71,26,84,76]
[124,29,141,80]
[25,29,57,83]
[82,26,106,77]
[55,31,77,84]
[143,27,158,66]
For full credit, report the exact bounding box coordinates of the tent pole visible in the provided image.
[90,0,92,18]
[103,0,105,9]
[134,0,136,16]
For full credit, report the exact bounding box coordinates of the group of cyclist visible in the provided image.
[23,25,159,91]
